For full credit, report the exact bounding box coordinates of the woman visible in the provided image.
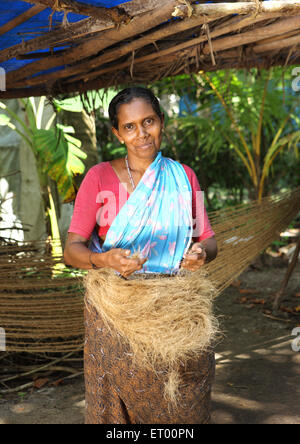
[64,87,217,424]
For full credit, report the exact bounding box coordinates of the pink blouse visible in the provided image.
[68,161,215,242]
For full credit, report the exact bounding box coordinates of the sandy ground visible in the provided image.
[0,261,299,425]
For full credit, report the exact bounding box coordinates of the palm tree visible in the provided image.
[196,68,300,201]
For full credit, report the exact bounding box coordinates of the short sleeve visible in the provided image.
[68,167,100,240]
[182,164,215,242]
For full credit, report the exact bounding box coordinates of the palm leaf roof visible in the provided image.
[0,0,300,98]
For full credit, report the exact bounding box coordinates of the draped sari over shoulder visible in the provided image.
[90,151,193,274]
[84,151,216,424]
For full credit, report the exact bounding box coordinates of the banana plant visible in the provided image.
[0,97,87,257]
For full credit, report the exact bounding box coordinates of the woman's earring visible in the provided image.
[121,141,125,144]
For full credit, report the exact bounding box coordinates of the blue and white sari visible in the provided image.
[90,151,193,275]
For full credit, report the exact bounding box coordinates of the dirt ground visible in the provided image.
[0,259,299,425]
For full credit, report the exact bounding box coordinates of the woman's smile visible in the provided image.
[112,98,164,163]
[136,142,153,150]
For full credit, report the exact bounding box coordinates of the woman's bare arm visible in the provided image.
[64,232,147,277]
[64,232,105,270]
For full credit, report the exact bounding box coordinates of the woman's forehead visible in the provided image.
[117,98,156,122]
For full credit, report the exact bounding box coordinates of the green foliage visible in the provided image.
[92,68,300,211]
[33,125,86,203]
[95,115,127,161]
[151,67,300,203]
[0,97,87,203]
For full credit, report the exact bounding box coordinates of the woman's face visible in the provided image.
[112,98,164,161]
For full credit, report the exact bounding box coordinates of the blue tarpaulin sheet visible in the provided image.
[0,0,132,73]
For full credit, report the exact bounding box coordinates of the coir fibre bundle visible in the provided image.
[84,268,219,405]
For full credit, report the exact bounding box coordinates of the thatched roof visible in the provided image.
[1,0,300,99]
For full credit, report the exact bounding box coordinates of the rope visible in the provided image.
[252,0,263,18]
[0,187,299,352]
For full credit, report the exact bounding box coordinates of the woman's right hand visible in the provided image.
[105,248,147,278]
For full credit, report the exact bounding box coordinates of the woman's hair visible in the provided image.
[108,86,163,129]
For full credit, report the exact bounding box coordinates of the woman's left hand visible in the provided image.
[181,242,206,272]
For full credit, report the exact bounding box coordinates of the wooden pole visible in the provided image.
[1,51,299,99]
[60,13,293,87]
[0,2,168,64]
[202,16,300,54]
[21,0,130,24]
[273,236,300,311]
[0,18,113,63]
[0,0,171,64]
[253,33,300,53]
[57,53,298,96]
[22,0,167,19]
[13,13,229,87]
[0,5,47,36]
[190,1,300,17]
[5,0,181,86]
[13,11,283,89]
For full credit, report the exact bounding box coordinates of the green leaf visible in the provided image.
[33,128,86,202]
[0,113,11,126]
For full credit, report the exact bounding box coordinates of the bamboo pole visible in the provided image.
[254,30,300,46]
[0,86,47,100]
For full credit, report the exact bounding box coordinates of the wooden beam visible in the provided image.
[0,18,113,63]
[254,30,300,46]
[0,86,47,99]
[202,15,300,55]
[20,0,173,22]
[253,33,300,53]
[21,0,130,24]
[188,1,300,17]
[1,49,299,99]
[60,13,282,87]
[59,52,300,97]
[0,0,164,63]
[13,11,297,90]
[0,5,47,36]
[8,1,298,87]
[16,13,229,87]
[5,0,182,86]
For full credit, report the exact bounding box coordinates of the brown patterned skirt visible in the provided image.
[84,299,215,424]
